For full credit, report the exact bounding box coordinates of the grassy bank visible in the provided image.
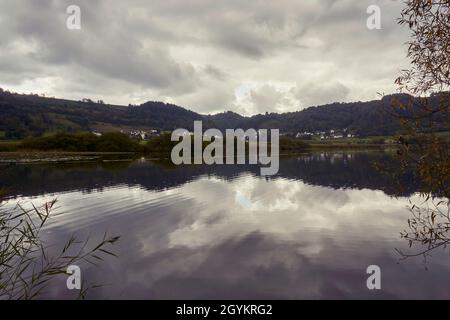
[309,143,395,150]
[0,132,311,161]
[302,130,450,147]
[0,141,21,152]
[3,131,435,161]
[0,132,144,162]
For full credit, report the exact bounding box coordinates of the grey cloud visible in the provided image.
[203,65,228,81]
[0,0,200,95]
[0,0,410,114]
[250,85,287,113]
[295,81,351,107]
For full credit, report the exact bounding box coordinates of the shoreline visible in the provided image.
[0,151,136,163]
[308,143,396,150]
[0,144,395,163]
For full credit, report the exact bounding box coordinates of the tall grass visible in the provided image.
[0,196,119,299]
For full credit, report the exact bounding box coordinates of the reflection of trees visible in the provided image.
[278,152,417,196]
[0,152,419,200]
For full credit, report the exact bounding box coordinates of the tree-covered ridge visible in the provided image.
[0,88,447,139]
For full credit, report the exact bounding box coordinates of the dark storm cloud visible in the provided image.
[0,0,199,93]
[0,0,410,114]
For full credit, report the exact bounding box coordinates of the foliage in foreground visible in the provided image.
[0,198,119,299]
[391,0,450,262]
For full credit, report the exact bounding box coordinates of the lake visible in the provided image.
[1,150,449,299]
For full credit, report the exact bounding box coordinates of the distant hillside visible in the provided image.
[0,88,447,139]
[0,91,208,139]
[205,111,246,130]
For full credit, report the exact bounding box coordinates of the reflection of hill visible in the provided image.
[278,152,417,196]
[0,151,417,199]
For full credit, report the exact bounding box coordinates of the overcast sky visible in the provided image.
[0,0,410,115]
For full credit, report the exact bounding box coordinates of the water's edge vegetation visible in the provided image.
[0,131,400,162]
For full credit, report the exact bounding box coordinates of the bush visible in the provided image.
[144,133,177,153]
[279,136,310,152]
[96,132,140,152]
[20,132,141,152]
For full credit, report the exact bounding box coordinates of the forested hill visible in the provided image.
[0,88,447,139]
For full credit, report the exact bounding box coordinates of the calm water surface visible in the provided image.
[1,151,449,299]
